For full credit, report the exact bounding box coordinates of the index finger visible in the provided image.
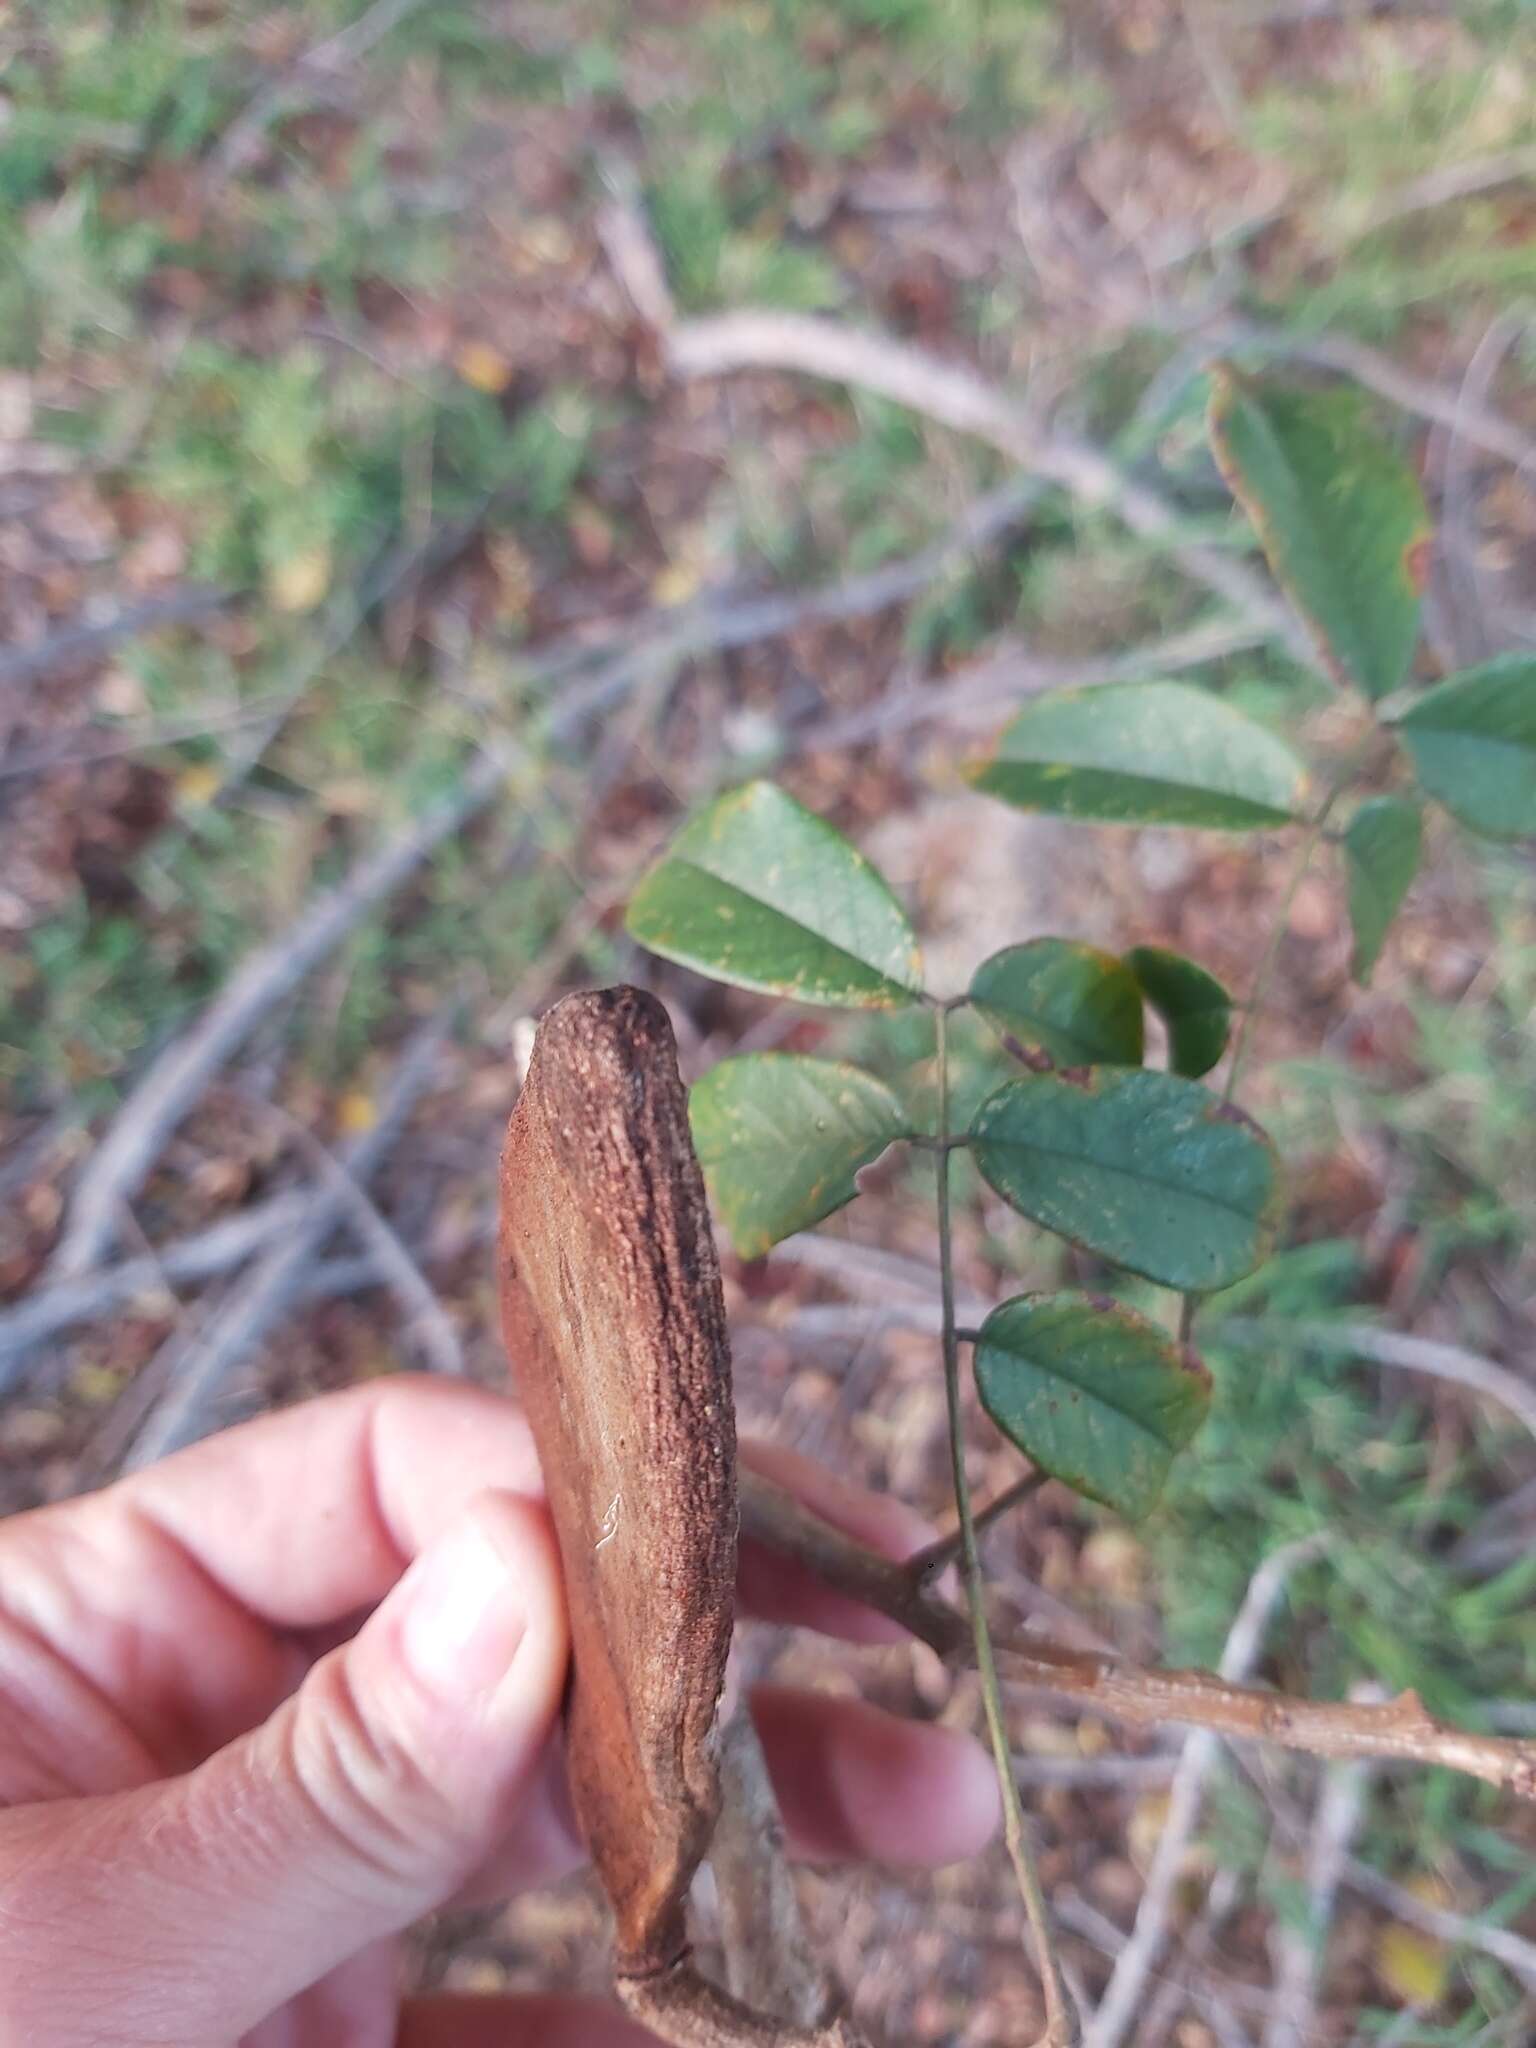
[0,1377,931,1769]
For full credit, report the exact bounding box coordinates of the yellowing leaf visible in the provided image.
[652,557,703,607]
[337,1089,378,1135]
[72,1363,125,1406]
[1375,1922,1449,2007]
[176,762,222,806]
[267,545,331,614]
[455,342,514,394]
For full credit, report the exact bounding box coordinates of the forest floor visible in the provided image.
[3,4,1536,2043]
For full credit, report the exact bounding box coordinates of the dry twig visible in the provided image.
[1261,1749,1374,2048]
[712,1711,839,2029]
[738,1472,1536,1799]
[252,1101,465,1378]
[120,1006,453,1470]
[1220,1319,1536,1452]
[666,312,1305,664]
[0,586,230,695]
[45,479,1044,1285]
[1342,1858,1536,1990]
[1087,1537,1326,2048]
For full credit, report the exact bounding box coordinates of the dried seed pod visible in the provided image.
[499,985,735,1982]
[499,987,864,2048]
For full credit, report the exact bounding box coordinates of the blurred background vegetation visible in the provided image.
[2,2,1535,2042]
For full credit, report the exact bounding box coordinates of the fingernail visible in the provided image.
[399,1516,526,1697]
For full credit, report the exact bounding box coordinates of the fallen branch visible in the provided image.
[0,1192,307,1379]
[665,311,1307,663]
[121,1006,453,1470]
[46,757,508,1284]
[45,479,1043,1281]
[737,1471,1536,1800]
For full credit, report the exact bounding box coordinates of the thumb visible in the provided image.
[2,1492,569,2045]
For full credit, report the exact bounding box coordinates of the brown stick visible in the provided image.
[712,1711,841,2030]
[736,1471,1536,1801]
[664,311,1308,665]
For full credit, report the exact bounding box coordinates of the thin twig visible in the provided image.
[1266,1782,1363,2022]
[1087,1536,1327,2048]
[0,586,230,693]
[798,616,1264,755]
[214,485,520,797]
[1193,315,1536,473]
[253,1100,465,1377]
[206,0,434,184]
[907,1468,1049,1582]
[933,1005,1079,2047]
[1341,143,1536,247]
[1261,1748,1374,2048]
[1431,310,1529,666]
[120,1006,454,1471]
[0,690,307,783]
[1058,1892,1260,2048]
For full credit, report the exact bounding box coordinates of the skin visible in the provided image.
[0,1375,999,2048]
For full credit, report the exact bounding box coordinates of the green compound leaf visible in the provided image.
[689,1054,906,1259]
[1389,657,1536,841]
[626,780,924,1007]
[1124,946,1233,1080]
[973,1292,1212,1520]
[1343,797,1422,984]
[966,681,1306,830]
[970,939,1145,1068]
[970,1067,1280,1292]
[1208,369,1430,701]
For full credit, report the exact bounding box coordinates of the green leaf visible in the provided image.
[973,1292,1211,1519]
[1124,946,1233,1079]
[970,1067,1280,1292]
[689,1054,906,1258]
[1343,797,1422,983]
[966,681,1306,829]
[626,780,924,1006]
[1208,369,1430,701]
[970,940,1145,1067]
[1389,657,1536,840]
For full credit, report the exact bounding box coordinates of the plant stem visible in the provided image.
[933,1005,1080,2048]
[907,1469,1049,1582]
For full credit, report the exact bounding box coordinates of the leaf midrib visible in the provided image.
[978,1124,1267,1229]
[664,859,919,995]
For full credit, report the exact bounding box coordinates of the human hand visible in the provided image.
[0,1375,998,2047]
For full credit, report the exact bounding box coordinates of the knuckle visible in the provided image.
[281,1649,458,1884]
